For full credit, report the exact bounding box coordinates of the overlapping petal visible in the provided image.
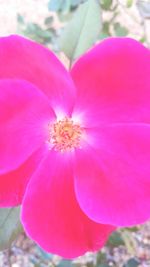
[0,79,54,173]
[0,35,76,116]
[74,124,150,226]
[71,38,150,127]
[21,151,114,258]
[71,37,150,226]
[0,147,47,207]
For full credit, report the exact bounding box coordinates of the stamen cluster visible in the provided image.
[49,117,82,152]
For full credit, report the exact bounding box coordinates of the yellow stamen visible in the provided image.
[48,117,82,152]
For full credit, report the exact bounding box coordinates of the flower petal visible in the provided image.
[0,79,55,173]
[21,151,114,258]
[0,147,46,207]
[74,124,150,226]
[0,35,76,115]
[71,38,150,126]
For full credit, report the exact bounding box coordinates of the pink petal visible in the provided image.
[74,124,150,226]
[21,151,114,258]
[71,38,150,127]
[0,35,76,115]
[0,79,55,173]
[0,147,46,207]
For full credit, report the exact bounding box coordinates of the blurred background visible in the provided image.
[1,0,150,47]
[1,0,150,266]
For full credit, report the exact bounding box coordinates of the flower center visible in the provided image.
[49,117,82,152]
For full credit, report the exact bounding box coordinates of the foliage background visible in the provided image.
[0,0,150,266]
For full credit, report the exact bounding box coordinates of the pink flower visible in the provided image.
[0,35,150,257]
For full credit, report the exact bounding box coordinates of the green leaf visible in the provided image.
[139,36,146,43]
[0,207,22,250]
[114,22,128,36]
[71,0,85,7]
[126,0,133,8]
[124,226,139,232]
[59,0,102,64]
[48,0,64,11]
[96,251,107,265]
[37,246,53,260]
[48,0,72,13]
[101,0,112,10]
[123,258,140,267]
[57,260,74,267]
[44,16,53,26]
[17,14,25,24]
[100,21,111,39]
[107,231,125,247]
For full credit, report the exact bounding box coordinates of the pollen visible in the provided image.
[48,117,82,152]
